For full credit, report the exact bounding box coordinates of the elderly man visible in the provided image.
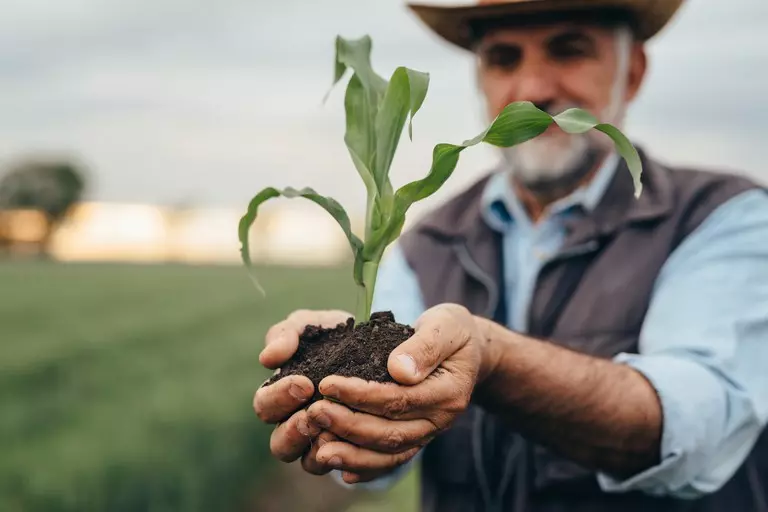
[254,0,768,510]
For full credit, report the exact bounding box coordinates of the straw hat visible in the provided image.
[407,0,686,50]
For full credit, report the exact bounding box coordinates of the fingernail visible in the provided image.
[313,412,331,429]
[289,383,307,401]
[258,345,275,363]
[328,456,342,468]
[317,437,328,448]
[296,417,310,436]
[396,354,418,378]
[321,382,338,399]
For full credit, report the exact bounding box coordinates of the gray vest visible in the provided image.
[398,150,767,512]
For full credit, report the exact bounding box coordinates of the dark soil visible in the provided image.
[265,311,414,403]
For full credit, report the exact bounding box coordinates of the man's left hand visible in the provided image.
[303,304,494,484]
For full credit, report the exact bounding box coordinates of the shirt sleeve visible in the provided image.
[332,242,428,491]
[597,189,768,498]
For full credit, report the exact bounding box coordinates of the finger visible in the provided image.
[261,310,352,369]
[319,375,465,423]
[301,431,339,475]
[341,471,363,484]
[316,441,420,473]
[307,400,434,453]
[260,320,300,369]
[388,304,473,385]
[270,409,320,462]
[339,469,394,484]
[253,375,314,423]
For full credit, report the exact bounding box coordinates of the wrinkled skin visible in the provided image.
[253,304,489,483]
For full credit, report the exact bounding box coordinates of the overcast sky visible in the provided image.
[0,0,765,219]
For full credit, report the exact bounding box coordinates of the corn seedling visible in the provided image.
[238,35,642,323]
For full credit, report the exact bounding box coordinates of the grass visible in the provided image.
[0,261,417,512]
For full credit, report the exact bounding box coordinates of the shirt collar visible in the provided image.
[480,151,620,232]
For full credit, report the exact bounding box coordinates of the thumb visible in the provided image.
[261,309,352,369]
[387,305,471,385]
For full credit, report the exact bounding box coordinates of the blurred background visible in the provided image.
[1,0,766,511]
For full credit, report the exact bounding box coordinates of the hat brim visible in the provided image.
[407,0,684,50]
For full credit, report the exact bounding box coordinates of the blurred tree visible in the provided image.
[0,158,86,257]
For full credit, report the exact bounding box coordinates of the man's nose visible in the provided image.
[506,59,559,109]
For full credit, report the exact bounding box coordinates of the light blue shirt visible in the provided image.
[340,155,768,499]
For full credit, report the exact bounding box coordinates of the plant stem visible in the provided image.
[355,283,368,324]
[355,260,379,323]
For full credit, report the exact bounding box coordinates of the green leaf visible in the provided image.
[594,124,643,198]
[345,73,388,241]
[392,143,464,207]
[550,107,600,134]
[364,143,463,260]
[329,35,395,231]
[374,67,429,194]
[475,101,554,147]
[333,35,387,98]
[374,66,430,208]
[554,108,643,197]
[405,68,429,141]
[238,187,365,287]
[238,187,280,267]
[344,75,378,200]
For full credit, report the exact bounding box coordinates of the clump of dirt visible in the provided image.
[265,311,414,403]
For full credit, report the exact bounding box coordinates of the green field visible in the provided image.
[0,261,416,512]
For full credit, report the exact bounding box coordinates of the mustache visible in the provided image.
[532,101,584,117]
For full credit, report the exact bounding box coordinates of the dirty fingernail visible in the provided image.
[313,412,331,429]
[297,417,310,436]
[396,354,418,378]
[328,456,342,468]
[289,383,308,401]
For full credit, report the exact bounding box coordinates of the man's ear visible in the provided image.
[625,43,647,102]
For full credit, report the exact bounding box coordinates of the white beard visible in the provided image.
[499,123,593,186]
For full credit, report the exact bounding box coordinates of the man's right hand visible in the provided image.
[253,309,353,474]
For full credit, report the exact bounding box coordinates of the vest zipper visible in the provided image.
[454,241,526,512]
[451,242,499,319]
[452,242,501,511]
[528,240,600,334]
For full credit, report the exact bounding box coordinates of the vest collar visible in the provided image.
[560,148,674,249]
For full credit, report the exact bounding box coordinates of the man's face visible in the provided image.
[475,21,645,189]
